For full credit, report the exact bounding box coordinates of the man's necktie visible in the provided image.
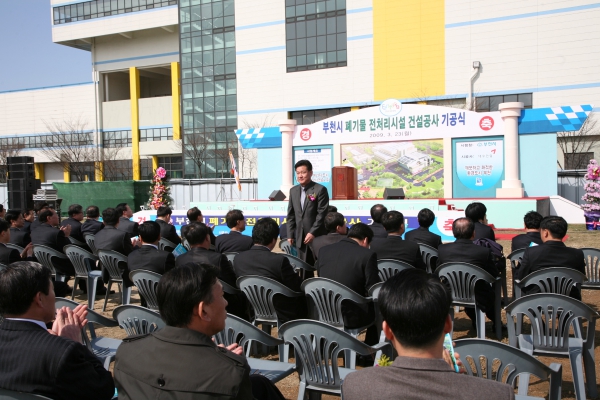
[300,186,306,210]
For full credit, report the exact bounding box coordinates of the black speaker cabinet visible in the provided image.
[8,179,40,191]
[8,170,35,180]
[269,190,287,201]
[8,190,36,210]
[383,188,406,200]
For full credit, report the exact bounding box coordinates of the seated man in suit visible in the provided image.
[156,206,182,246]
[437,218,499,330]
[511,211,544,252]
[405,208,443,249]
[128,221,176,276]
[370,211,426,270]
[369,204,388,239]
[0,261,115,399]
[465,202,495,241]
[0,218,29,265]
[515,216,585,299]
[342,269,513,400]
[234,217,307,323]
[215,209,254,253]
[181,206,215,246]
[6,208,31,248]
[316,223,380,342]
[60,204,85,244]
[22,208,35,234]
[312,211,347,260]
[29,202,49,233]
[116,202,139,237]
[30,209,75,278]
[81,205,104,235]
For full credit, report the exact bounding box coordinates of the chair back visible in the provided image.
[5,243,24,253]
[97,249,128,281]
[237,275,303,325]
[368,282,384,339]
[505,293,599,354]
[515,267,585,297]
[220,279,243,295]
[434,262,496,306]
[214,313,284,349]
[279,239,293,255]
[454,338,562,400]
[83,233,97,255]
[158,238,177,253]
[418,243,438,273]
[64,244,98,278]
[301,278,372,329]
[223,252,238,266]
[32,245,68,276]
[113,305,165,336]
[281,253,315,274]
[55,297,118,345]
[508,248,526,270]
[377,259,414,281]
[0,388,53,399]
[129,270,162,311]
[68,236,86,247]
[582,248,600,286]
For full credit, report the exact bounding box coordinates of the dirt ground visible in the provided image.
[83,224,600,399]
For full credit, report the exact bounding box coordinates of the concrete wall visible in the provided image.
[139,97,173,127]
[102,100,131,130]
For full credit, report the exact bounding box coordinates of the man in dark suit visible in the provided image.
[0,218,26,265]
[465,202,496,241]
[116,202,139,237]
[342,269,513,400]
[81,205,104,235]
[60,204,85,244]
[234,217,306,323]
[29,202,49,233]
[215,209,253,253]
[155,206,181,245]
[128,221,175,276]
[22,208,34,234]
[286,159,329,264]
[405,208,443,249]
[515,216,585,299]
[369,204,388,239]
[511,211,544,252]
[437,218,499,329]
[181,207,216,246]
[30,209,75,277]
[312,211,347,259]
[0,261,115,399]
[6,209,31,248]
[370,211,426,269]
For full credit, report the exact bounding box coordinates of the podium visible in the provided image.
[332,166,358,200]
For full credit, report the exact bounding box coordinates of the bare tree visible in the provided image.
[214,144,233,179]
[0,142,25,183]
[177,131,211,178]
[557,113,600,170]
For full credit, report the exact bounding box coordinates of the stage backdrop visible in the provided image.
[452,136,505,197]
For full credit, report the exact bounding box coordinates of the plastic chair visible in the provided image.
[506,293,599,400]
[0,388,52,399]
[55,298,121,370]
[581,248,600,289]
[5,243,24,253]
[368,282,386,359]
[113,305,165,336]
[281,253,316,280]
[454,338,562,400]
[434,262,502,340]
[97,249,131,311]
[237,275,304,361]
[223,252,238,266]
[508,248,526,302]
[214,313,295,383]
[68,236,86,248]
[279,319,392,400]
[129,270,162,311]
[32,245,68,282]
[302,277,375,369]
[418,243,438,274]
[64,245,101,310]
[158,238,177,253]
[377,259,414,281]
[220,279,243,296]
[83,233,98,255]
[279,239,293,255]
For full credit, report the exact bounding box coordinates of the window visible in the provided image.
[52,0,178,25]
[140,127,173,142]
[158,156,183,178]
[564,152,594,170]
[290,107,350,125]
[102,130,132,148]
[475,93,532,112]
[70,163,96,182]
[285,0,347,72]
[140,158,154,180]
[0,133,93,149]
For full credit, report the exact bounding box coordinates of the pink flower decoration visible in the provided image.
[156,167,167,179]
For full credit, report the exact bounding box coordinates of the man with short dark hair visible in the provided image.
[115,203,139,237]
[234,217,306,323]
[311,211,347,259]
[342,269,513,400]
[215,209,254,253]
[369,204,388,238]
[181,207,215,246]
[156,206,181,245]
[465,202,495,241]
[0,218,27,264]
[30,202,49,232]
[405,208,442,249]
[370,211,426,269]
[515,216,585,299]
[81,205,104,235]
[128,221,176,276]
[511,211,544,252]
[6,208,31,248]
[60,204,85,243]
[22,208,34,233]
[0,261,115,399]
[30,209,75,277]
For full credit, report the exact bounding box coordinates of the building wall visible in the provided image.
[102,100,131,130]
[139,97,173,127]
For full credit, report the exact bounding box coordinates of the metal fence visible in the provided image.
[557,170,586,205]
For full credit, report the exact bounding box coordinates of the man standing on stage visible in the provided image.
[287,159,329,263]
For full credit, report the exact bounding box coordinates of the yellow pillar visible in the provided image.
[130,67,141,180]
[152,156,159,171]
[351,106,359,111]
[95,161,104,182]
[34,163,45,182]
[63,165,70,183]
[171,61,181,140]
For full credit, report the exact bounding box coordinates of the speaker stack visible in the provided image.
[7,156,41,211]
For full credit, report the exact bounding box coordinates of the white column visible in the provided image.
[279,119,297,195]
[496,102,525,198]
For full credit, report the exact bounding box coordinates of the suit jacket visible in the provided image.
[181,223,216,246]
[0,319,115,400]
[405,226,442,249]
[370,235,426,270]
[81,219,104,235]
[117,217,139,237]
[30,223,74,276]
[234,246,306,323]
[30,219,43,232]
[342,356,514,400]
[474,221,496,241]
[369,222,388,239]
[157,219,182,245]
[215,231,254,254]
[311,233,345,259]
[0,242,21,265]
[60,217,84,243]
[22,220,32,234]
[286,181,329,249]
[511,231,543,252]
[9,227,30,248]
[175,247,237,287]
[128,245,176,275]
[114,326,252,400]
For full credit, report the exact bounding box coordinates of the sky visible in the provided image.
[0,0,91,92]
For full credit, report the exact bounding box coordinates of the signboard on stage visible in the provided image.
[293,146,333,194]
[452,136,505,198]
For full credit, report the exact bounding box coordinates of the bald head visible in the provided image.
[452,217,475,240]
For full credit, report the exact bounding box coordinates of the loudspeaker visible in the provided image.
[8,191,36,210]
[8,179,40,191]
[383,188,406,200]
[8,170,35,180]
[8,163,34,173]
[269,190,287,201]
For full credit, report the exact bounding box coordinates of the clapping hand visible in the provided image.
[60,224,72,237]
[217,342,244,356]
[48,305,88,344]
[20,242,33,258]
